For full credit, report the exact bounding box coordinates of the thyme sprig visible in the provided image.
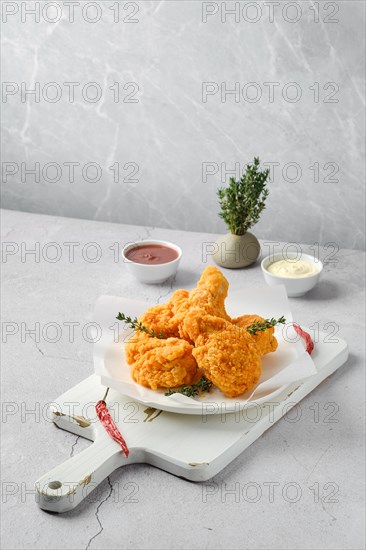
[246,316,286,335]
[116,312,166,339]
[165,376,213,398]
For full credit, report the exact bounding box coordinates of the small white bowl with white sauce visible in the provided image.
[261,252,323,297]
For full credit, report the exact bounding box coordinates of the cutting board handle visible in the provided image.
[35,438,128,513]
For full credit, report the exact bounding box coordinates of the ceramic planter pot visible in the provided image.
[213,232,261,268]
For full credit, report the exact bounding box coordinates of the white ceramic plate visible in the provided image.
[93,287,317,414]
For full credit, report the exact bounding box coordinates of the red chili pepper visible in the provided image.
[293,324,314,355]
[96,395,129,457]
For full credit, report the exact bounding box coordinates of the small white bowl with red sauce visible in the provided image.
[122,240,182,284]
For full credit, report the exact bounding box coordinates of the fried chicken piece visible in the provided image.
[232,314,278,356]
[187,314,262,397]
[193,266,230,320]
[133,289,189,339]
[166,289,190,335]
[125,330,151,364]
[135,267,230,343]
[126,333,198,390]
[177,267,230,341]
[181,308,228,343]
[138,303,177,339]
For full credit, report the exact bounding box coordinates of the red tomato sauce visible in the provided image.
[126,244,179,265]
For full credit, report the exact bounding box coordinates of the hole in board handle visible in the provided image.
[48,481,62,490]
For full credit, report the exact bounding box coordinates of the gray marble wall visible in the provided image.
[2,0,365,249]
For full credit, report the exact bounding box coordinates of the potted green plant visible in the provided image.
[213,157,270,268]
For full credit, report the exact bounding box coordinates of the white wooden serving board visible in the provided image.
[35,332,348,513]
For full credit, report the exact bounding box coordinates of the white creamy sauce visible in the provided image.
[267,259,318,278]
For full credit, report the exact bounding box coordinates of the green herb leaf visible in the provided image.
[217,157,270,235]
[116,312,166,339]
[246,316,286,335]
[165,376,213,398]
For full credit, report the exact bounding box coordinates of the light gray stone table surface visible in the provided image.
[1,209,365,550]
